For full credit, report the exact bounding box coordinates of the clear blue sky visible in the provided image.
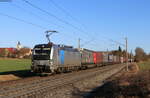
[0,0,150,53]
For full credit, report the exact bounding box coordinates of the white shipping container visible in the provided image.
[113,56,117,62]
[108,55,113,62]
[102,52,108,62]
[120,57,124,63]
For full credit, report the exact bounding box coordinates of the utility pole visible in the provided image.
[78,38,80,49]
[107,48,109,61]
[125,37,128,71]
[130,50,133,62]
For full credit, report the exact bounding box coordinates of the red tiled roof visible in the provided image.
[0,48,16,53]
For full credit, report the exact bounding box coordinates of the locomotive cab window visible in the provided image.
[33,47,51,60]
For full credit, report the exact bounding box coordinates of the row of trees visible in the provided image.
[0,48,31,58]
[111,46,150,62]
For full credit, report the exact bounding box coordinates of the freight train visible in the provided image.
[31,42,125,73]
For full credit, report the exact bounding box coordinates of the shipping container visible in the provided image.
[93,52,103,64]
[80,48,94,65]
[113,55,117,63]
[120,57,124,63]
[123,57,127,63]
[116,56,120,63]
[108,54,113,63]
[102,52,109,63]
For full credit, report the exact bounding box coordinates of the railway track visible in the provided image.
[0,64,126,98]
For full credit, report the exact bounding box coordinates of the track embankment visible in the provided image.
[0,64,126,98]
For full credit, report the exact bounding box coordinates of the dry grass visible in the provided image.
[85,63,150,98]
[138,60,150,70]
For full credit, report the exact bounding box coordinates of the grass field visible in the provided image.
[0,58,31,73]
[138,60,150,70]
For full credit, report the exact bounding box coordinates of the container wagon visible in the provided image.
[102,52,109,65]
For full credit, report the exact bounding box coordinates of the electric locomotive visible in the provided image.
[31,42,81,73]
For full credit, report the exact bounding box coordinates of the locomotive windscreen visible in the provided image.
[33,44,51,60]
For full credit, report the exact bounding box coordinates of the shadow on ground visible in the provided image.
[77,70,150,98]
[0,70,37,78]
[81,81,150,98]
[71,64,150,98]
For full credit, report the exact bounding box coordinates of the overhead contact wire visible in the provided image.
[0,12,46,29]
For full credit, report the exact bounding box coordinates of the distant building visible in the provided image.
[16,41,22,50]
[0,41,31,58]
[0,48,16,57]
[0,48,16,53]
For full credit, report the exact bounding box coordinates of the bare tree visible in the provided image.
[135,47,147,62]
